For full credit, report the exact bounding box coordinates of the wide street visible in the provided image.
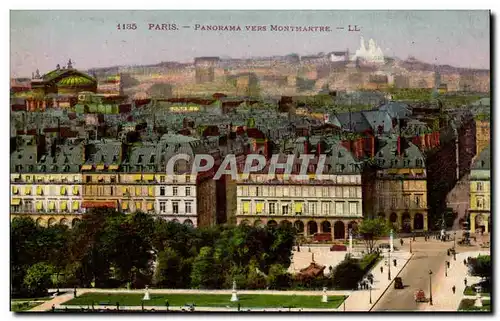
[372,235,486,311]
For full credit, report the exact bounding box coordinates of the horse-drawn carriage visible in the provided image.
[414,289,427,302]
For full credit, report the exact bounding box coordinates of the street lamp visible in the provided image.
[369,282,372,304]
[453,232,456,249]
[410,239,412,253]
[388,249,392,280]
[429,270,433,305]
[445,262,448,277]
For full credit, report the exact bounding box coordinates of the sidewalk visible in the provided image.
[345,250,412,311]
[420,250,490,311]
[54,304,340,312]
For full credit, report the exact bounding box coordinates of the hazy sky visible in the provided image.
[10,10,490,77]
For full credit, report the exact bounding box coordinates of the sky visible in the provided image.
[10,10,490,77]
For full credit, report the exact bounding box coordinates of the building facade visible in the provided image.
[468,145,490,234]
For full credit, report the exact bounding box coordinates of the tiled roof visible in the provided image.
[374,137,425,169]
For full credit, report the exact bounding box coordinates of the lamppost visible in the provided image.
[388,249,392,280]
[369,282,372,304]
[445,262,448,277]
[410,239,412,253]
[429,270,433,305]
[453,232,457,260]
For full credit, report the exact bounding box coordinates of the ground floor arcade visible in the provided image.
[375,210,429,232]
[236,216,362,239]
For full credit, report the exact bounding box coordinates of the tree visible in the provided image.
[469,255,491,281]
[23,263,54,297]
[11,217,40,296]
[267,264,291,290]
[358,218,390,253]
[190,246,223,289]
[153,248,184,288]
[331,259,364,290]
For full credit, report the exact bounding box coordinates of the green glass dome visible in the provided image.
[57,75,96,87]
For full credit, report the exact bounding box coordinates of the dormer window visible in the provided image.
[416,159,423,167]
[113,155,118,162]
[150,155,156,163]
[64,156,69,164]
[138,154,144,164]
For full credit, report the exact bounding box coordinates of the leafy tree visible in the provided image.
[153,248,184,288]
[267,264,292,290]
[11,217,40,296]
[358,218,390,254]
[190,246,222,289]
[331,259,364,290]
[469,255,491,281]
[23,263,54,297]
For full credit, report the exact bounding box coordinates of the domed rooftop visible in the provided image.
[57,75,96,87]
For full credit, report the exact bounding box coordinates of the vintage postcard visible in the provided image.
[10,10,490,313]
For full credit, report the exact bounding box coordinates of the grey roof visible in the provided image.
[374,138,425,169]
[84,140,122,166]
[361,110,393,133]
[333,111,371,132]
[376,101,412,119]
[472,145,490,170]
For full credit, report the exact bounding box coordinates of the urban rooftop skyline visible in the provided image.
[10,10,490,78]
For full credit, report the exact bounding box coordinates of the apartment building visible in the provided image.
[469,145,490,234]
[235,139,364,240]
[10,136,85,226]
[373,137,429,232]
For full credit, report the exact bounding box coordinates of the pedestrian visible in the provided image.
[447,261,450,268]
[452,285,456,294]
[380,266,384,273]
[400,239,404,246]
[73,287,77,298]
[238,303,241,312]
[463,259,467,265]
[464,278,468,286]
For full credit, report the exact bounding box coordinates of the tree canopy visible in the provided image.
[358,218,390,253]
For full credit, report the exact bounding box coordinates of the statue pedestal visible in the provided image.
[231,291,239,302]
[322,294,328,303]
[474,295,483,307]
[143,292,150,301]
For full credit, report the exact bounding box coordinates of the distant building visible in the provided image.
[468,145,490,234]
[194,57,220,83]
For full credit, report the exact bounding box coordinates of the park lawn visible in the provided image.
[11,301,45,312]
[463,286,490,297]
[458,299,491,312]
[63,293,345,309]
[11,296,52,302]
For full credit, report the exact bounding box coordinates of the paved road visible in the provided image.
[372,237,484,311]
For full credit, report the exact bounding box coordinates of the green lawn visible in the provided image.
[11,301,45,312]
[463,286,490,297]
[63,293,345,309]
[11,296,52,302]
[458,299,491,312]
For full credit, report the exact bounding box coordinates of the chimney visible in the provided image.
[397,136,402,156]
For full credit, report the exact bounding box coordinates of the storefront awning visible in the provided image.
[143,174,155,181]
[48,201,55,210]
[256,202,264,213]
[135,187,142,195]
[109,164,119,170]
[122,202,129,210]
[73,186,79,195]
[96,164,105,170]
[81,165,93,171]
[133,174,142,181]
[24,187,31,195]
[72,201,79,210]
[12,186,19,194]
[135,202,142,210]
[148,187,154,196]
[60,186,67,195]
[36,201,43,210]
[11,198,21,205]
[82,201,117,208]
[146,202,154,210]
[61,201,67,211]
[36,186,43,195]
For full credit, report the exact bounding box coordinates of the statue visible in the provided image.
[143,285,150,301]
[322,287,328,303]
[230,280,239,302]
[474,286,483,307]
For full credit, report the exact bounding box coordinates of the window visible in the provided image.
[295,186,302,197]
[476,197,484,209]
[349,187,356,198]
[415,195,422,207]
[322,187,328,197]
[335,187,342,198]
[283,187,289,197]
[172,201,179,214]
[391,197,397,209]
[335,202,344,215]
[404,194,410,207]
[159,201,166,213]
[186,187,191,196]
[86,176,91,183]
[186,175,190,183]
[322,202,329,215]
[160,176,165,183]
[269,203,276,215]
[349,202,358,215]
[256,187,260,196]
[269,187,275,197]
[160,187,165,196]
[185,202,192,214]
[172,176,177,183]
[378,197,384,209]
[173,187,178,196]
[282,204,289,215]
[477,182,483,191]
[309,202,317,215]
